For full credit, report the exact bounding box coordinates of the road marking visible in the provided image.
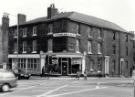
[47,86,107,97]
[37,84,68,97]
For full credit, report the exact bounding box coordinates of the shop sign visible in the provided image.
[72,59,82,64]
[53,33,79,37]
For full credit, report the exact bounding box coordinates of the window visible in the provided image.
[126,47,128,56]
[14,42,17,53]
[88,41,92,54]
[126,34,128,42]
[76,39,80,53]
[112,45,116,54]
[14,29,17,38]
[112,60,116,73]
[125,61,128,69]
[32,40,37,53]
[76,24,80,34]
[87,27,92,38]
[23,41,27,53]
[33,26,37,36]
[48,24,53,33]
[97,43,102,54]
[23,28,27,37]
[113,32,116,40]
[97,29,102,39]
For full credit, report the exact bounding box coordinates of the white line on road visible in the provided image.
[37,84,68,97]
[47,86,107,97]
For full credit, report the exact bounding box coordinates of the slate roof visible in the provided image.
[11,12,127,32]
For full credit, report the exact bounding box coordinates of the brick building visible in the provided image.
[8,4,134,77]
[0,14,9,69]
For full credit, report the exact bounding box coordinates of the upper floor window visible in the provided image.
[48,24,53,33]
[125,61,128,69]
[76,24,80,34]
[14,42,17,53]
[23,28,27,37]
[33,26,37,36]
[112,45,116,54]
[87,27,92,38]
[32,40,37,53]
[126,47,128,56]
[113,32,116,40]
[76,39,80,53]
[126,34,128,42]
[97,43,102,54]
[88,41,92,54]
[97,29,102,39]
[23,41,27,53]
[14,29,17,38]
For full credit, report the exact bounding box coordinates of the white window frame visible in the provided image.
[14,42,18,53]
[87,27,92,38]
[23,41,27,53]
[76,39,80,53]
[88,41,92,54]
[97,29,102,39]
[32,40,37,53]
[97,43,102,54]
[32,26,37,36]
[23,28,27,37]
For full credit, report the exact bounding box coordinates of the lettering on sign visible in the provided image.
[53,33,80,37]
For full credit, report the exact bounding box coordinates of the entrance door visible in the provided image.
[62,61,68,76]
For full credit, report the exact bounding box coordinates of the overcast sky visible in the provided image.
[0,0,135,32]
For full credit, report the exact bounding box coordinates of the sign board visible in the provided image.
[53,33,80,37]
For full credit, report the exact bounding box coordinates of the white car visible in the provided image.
[0,69,17,92]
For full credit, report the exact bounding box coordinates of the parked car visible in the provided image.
[15,69,31,80]
[0,69,17,92]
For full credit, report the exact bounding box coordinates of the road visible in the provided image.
[0,77,134,97]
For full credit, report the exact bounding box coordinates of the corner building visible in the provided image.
[8,4,134,77]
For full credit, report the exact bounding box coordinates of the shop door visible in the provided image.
[62,61,68,76]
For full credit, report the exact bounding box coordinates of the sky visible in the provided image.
[0,0,135,32]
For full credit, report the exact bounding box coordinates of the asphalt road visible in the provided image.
[0,77,134,97]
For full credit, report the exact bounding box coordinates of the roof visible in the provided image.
[10,12,127,32]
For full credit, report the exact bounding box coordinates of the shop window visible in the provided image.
[88,41,92,54]
[32,26,37,36]
[112,60,116,73]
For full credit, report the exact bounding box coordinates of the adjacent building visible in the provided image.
[8,4,134,77]
[0,14,9,69]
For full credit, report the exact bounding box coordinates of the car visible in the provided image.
[0,69,17,92]
[15,69,31,80]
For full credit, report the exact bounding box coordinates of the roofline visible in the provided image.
[9,17,128,33]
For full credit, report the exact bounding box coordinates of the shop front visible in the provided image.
[45,53,84,76]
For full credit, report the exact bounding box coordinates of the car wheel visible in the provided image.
[2,84,10,92]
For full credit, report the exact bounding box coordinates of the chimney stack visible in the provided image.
[17,13,26,25]
[47,4,58,19]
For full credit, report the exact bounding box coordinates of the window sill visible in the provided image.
[32,51,37,53]
[22,51,27,54]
